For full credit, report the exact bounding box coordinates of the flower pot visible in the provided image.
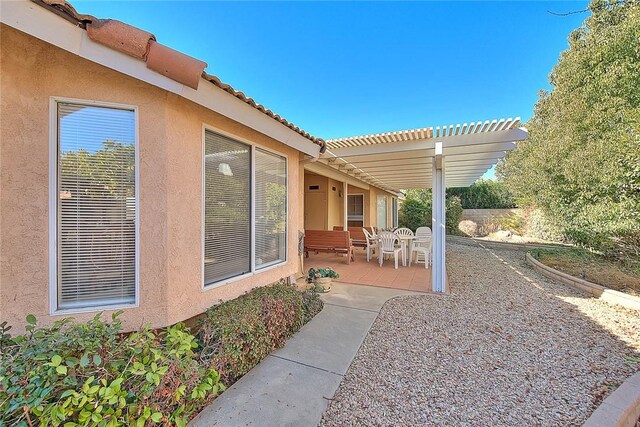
[316,277,332,292]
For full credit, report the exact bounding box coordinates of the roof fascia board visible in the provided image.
[1,0,321,158]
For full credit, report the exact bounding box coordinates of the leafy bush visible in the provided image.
[493,213,526,236]
[398,198,430,231]
[0,313,223,427]
[524,208,565,242]
[307,267,339,282]
[198,281,322,383]
[301,290,324,323]
[447,180,516,209]
[445,196,463,235]
[399,190,463,234]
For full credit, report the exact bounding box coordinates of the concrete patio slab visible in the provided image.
[189,282,420,427]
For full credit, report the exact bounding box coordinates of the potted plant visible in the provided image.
[307,267,339,292]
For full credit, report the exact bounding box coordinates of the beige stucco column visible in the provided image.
[343,181,348,230]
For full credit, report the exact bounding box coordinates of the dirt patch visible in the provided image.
[536,250,640,297]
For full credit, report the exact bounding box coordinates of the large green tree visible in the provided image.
[497,0,640,258]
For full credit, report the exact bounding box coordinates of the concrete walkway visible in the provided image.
[189,282,418,427]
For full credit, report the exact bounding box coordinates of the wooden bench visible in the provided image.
[333,226,367,248]
[304,230,355,264]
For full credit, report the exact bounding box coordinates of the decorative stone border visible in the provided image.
[447,235,571,252]
[583,372,640,427]
[526,253,640,311]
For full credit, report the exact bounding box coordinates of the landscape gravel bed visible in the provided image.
[321,243,640,426]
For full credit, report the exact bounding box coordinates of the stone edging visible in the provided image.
[447,235,571,252]
[583,372,640,427]
[525,253,640,311]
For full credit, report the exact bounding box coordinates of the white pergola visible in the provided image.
[318,117,528,293]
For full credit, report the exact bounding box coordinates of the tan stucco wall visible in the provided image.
[0,25,301,332]
[326,178,344,230]
[303,173,328,230]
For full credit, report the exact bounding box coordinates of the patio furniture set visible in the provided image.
[302,227,431,270]
[363,227,432,269]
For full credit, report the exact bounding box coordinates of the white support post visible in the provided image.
[343,181,348,230]
[432,142,446,292]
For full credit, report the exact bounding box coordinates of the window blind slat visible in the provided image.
[57,102,136,310]
[204,131,251,285]
[255,149,287,269]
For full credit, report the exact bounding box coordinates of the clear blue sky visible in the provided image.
[75,1,588,140]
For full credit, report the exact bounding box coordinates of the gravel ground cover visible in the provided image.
[321,243,640,427]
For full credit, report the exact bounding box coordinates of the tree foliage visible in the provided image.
[398,189,463,234]
[447,179,516,209]
[497,0,640,258]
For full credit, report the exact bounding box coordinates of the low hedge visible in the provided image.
[198,281,323,383]
[0,281,323,426]
[0,313,223,427]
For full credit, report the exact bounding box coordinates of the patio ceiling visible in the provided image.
[320,118,528,192]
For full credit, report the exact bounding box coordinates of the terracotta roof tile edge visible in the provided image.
[31,0,326,151]
[147,41,206,90]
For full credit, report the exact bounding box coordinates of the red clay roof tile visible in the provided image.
[146,41,207,90]
[87,19,155,60]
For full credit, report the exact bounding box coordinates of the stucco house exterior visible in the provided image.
[0,0,402,333]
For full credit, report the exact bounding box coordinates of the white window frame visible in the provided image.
[201,124,289,290]
[49,96,140,315]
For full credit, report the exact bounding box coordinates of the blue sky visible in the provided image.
[75,1,588,178]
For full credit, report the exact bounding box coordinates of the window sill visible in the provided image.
[202,259,288,291]
[52,302,138,316]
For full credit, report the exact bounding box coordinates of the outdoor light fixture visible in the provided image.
[218,163,233,176]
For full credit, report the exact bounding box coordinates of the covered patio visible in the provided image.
[303,118,528,293]
[303,249,432,292]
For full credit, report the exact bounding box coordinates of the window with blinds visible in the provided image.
[392,197,398,228]
[255,149,287,269]
[204,131,251,285]
[56,102,137,310]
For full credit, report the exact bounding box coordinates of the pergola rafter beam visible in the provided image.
[326,128,526,158]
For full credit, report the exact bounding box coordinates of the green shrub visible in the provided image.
[447,179,516,209]
[493,213,526,235]
[307,267,339,282]
[301,290,324,323]
[399,190,464,234]
[198,281,322,383]
[445,196,463,235]
[524,208,565,242]
[398,198,430,231]
[0,313,223,427]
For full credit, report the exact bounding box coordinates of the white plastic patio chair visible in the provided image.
[395,228,414,238]
[377,231,402,269]
[362,227,378,262]
[394,227,414,265]
[410,227,432,268]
